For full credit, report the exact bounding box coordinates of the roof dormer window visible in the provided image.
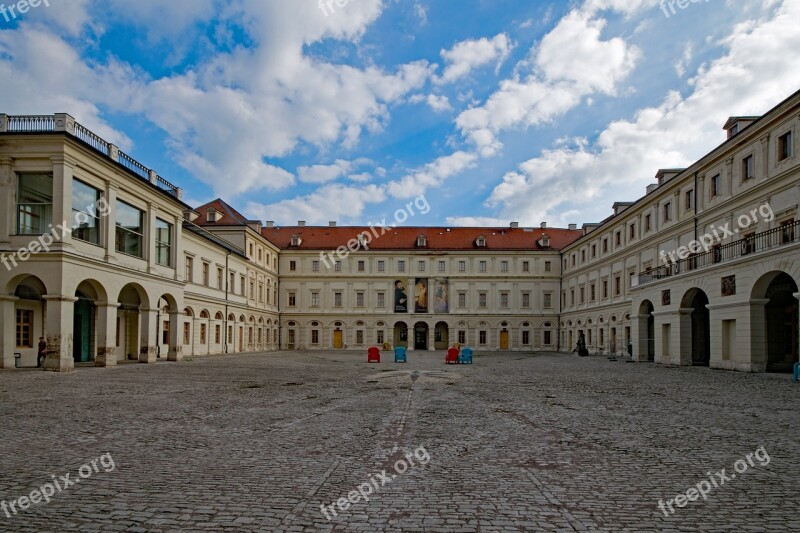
[206,209,218,223]
[290,234,302,247]
[538,234,550,248]
[476,235,486,248]
[416,235,427,248]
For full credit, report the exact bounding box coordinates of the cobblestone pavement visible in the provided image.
[1,351,798,532]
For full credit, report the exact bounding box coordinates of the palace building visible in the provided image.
[0,88,798,372]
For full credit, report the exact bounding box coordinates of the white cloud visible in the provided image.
[298,160,354,184]
[437,33,512,85]
[387,151,478,199]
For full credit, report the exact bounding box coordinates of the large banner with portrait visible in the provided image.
[433,278,449,314]
[394,280,408,313]
[414,278,428,313]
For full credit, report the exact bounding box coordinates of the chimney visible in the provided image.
[568,224,577,231]
[298,221,306,227]
[646,184,658,195]
[510,222,519,229]
[329,221,337,227]
[540,222,547,229]
[265,221,274,228]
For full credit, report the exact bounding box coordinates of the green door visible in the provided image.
[73,299,92,363]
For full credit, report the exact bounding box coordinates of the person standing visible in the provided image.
[37,337,47,368]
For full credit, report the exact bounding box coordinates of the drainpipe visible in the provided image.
[557,258,563,353]
[224,251,230,353]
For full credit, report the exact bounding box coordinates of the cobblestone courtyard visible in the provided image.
[1,351,798,532]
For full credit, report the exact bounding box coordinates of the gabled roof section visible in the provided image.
[194,198,251,226]
[261,226,583,251]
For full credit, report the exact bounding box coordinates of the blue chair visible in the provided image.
[394,347,407,363]
[794,362,800,383]
[459,347,473,365]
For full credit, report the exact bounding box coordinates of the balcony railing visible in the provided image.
[0,113,182,199]
[637,220,800,286]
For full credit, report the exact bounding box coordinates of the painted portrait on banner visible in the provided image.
[433,278,449,314]
[415,278,428,313]
[394,280,408,313]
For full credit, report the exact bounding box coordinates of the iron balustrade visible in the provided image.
[73,122,110,156]
[7,115,55,132]
[638,219,800,285]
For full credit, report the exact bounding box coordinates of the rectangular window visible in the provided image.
[229,272,235,292]
[335,261,342,272]
[72,179,101,245]
[478,293,487,308]
[544,261,552,272]
[312,260,320,272]
[289,261,297,271]
[685,189,694,211]
[543,293,552,309]
[358,260,365,272]
[356,330,364,345]
[781,220,795,244]
[615,276,621,296]
[200,324,207,345]
[603,280,609,299]
[183,323,190,345]
[16,309,33,348]
[500,292,509,308]
[334,292,343,307]
[249,280,254,298]
[629,223,636,239]
[501,261,509,272]
[479,261,487,272]
[311,330,319,345]
[602,239,609,253]
[156,218,173,268]
[377,260,385,272]
[217,267,224,289]
[288,292,296,307]
[580,287,585,303]
[479,331,487,345]
[522,293,530,308]
[615,232,621,246]
[710,174,720,197]
[438,260,446,272]
[570,289,575,306]
[398,260,405,272]
[418,261,425,272]
[742,233,756,255]
[645,214,652,232]
[377,292,386,308]
[663,202,672,222]
[581,250,586,263]
[522,331,530,345]
[203,263,210,287]
[458,292,466,308]
[356,292,365,307]
[160,321,169,345]
[17,173,53,235]
[544,331,552,345]
[571,254,576,266]
[115,200,144,258]
[185,257,194,282]
[522,261,529,272]
[778,131,793,161]
[311,292,320,307]
[215,325,221,345]
[377,330,385,344]
[743,155,755,180]
[458,331,466,344]
[590,284,596,301]
[458,260,466,272]
[240,275,246,296]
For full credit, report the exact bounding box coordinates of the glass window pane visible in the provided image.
[17,174,53,234]
[72,180,101,244]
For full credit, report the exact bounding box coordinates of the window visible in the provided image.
[200,324,207,345]
[334,292,343,307]
[615,232,621,246]
[215,325,221,344]
[240,275,246,296]
[615,276,621,296]
[645,214,652,232]
[115,201,144,258]
[183,323,191,345]
[602,280,609,299]
[459,260,466,272]
[417,236,427,247]
[377,292,386,308]
[312,260,320,272]
[590,284,596,301]
[311,330,319,344]
[377,330,385,344]
[629,223,636,240]
[185,257,194,282]
[418,261,425,272]
[288,292,296,307]
[311,292,320,307]
[742,232,756,255]
[356,330,364,345]
[217,267,223,289]
[229,273,235,292]
[544,261,552,272]
[356,292,365,307]
[581,250,586,263]
[72,180,101,244]
[458,292,466,308]
[479,261,487,272]
[543,293,552,309]
[289,261,297,271]
[16,309,33,348]
[712,244,722,264]
[602,238,609,253]
[476,236,486,247]
[377,260,385,272]
[522,261,529,272]
[358,260,365,272]
[685,189,694,211]
[17,173,53,235]
[522,331,530,345]
[398,260,406,272]
[290,235,301,246]
[438,261,446,272]
[580,287,585,303]
[203,263,210,287]
[335,261,342,272]
[570,289,575,306]
[778,131,793,161]
[522,293,530,308]
[571,254,576,266]
[479,331,487,345]
[249,280,254,298]
[501,261,509,272]
[743,155,755,180]
[710,174,720,197]
[544,331,552,345]
[663,202,672,223]
[458,331,466,344]
[781,220,795,244]
[500,292,509,308]
[478,293,487,308]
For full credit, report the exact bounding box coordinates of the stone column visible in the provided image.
[42,295,78,372]
[748,299,770,373]
[138,307,158,363]
[103,184,118,262]
[0,296,18,368]
[168,310,184,361]
[677,307,695,366]
[95,303,119,367]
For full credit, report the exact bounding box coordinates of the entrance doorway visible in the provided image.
[73,295,94,363]
[500,330,509,350]
[763,273,799,372]
[414,322,428,350]
[333,329,344,349]
[434,322,449,350]
[684,289,710,366]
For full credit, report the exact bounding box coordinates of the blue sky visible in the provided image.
[1,0,799,228]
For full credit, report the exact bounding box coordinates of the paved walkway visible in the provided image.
[0,351,797,532]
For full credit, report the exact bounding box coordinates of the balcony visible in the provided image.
[0,113,182,200]
[637,220,800,286]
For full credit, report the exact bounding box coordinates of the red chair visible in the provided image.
[446,347,459,364]
[368,347,381,363]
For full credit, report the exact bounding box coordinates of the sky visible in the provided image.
[1,0,799,228]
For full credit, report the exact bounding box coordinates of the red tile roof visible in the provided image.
[261,226,583,251]
[194,198,252,226]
